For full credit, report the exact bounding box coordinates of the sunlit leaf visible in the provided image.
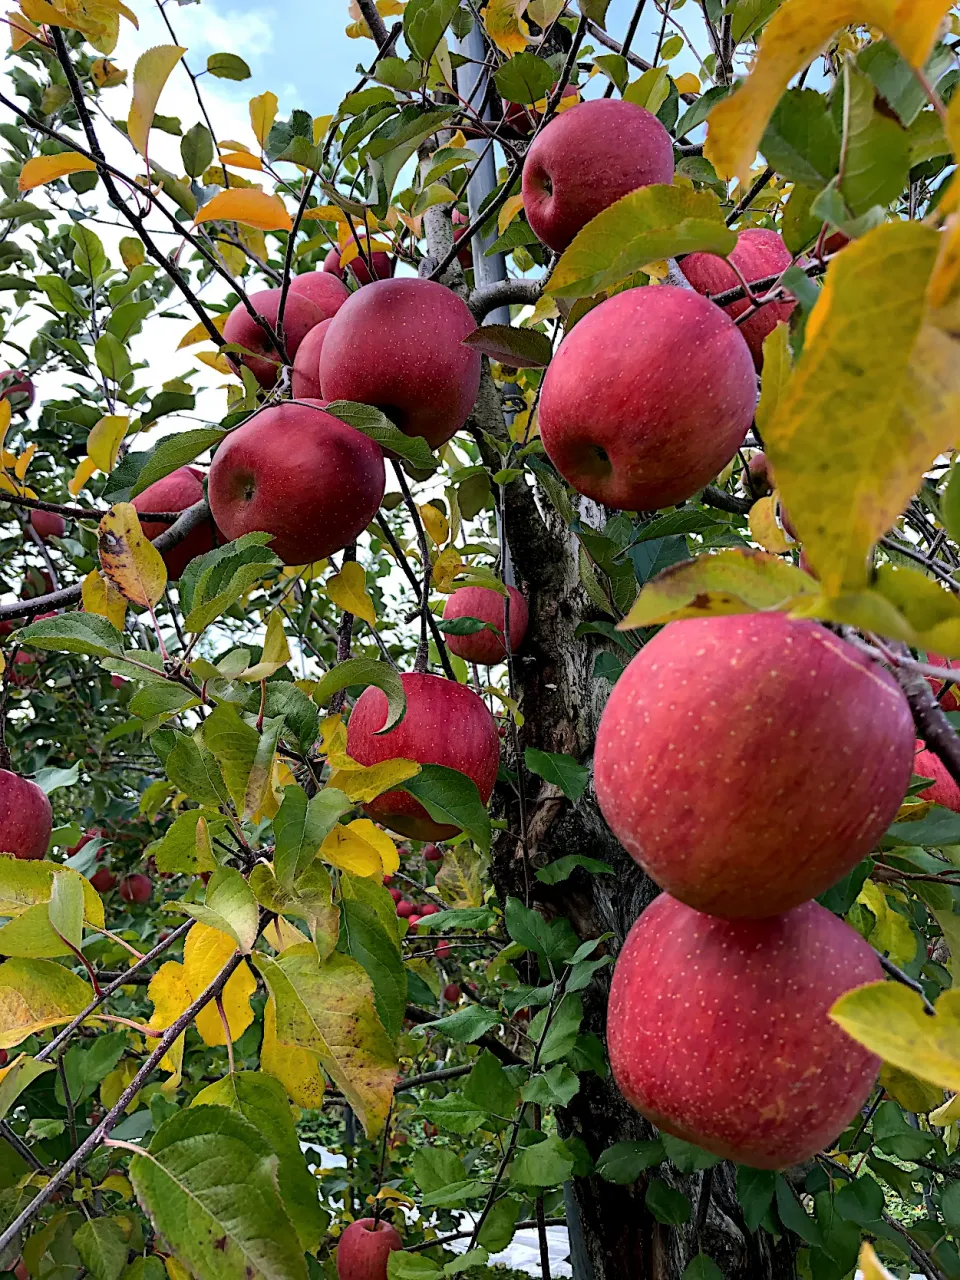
[98,502,167,609]
[18,152,97,191]
[194,189,293,232]
[128,45,186,158]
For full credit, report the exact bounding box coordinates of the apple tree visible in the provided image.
[0,1,958,1279]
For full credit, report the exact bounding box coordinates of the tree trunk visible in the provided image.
[477,418,801,1279]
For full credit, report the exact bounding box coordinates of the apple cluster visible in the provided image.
[594,611,917,1169]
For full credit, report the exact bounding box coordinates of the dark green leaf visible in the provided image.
[462,324,552,369]
[736,1167,776,1232]
[314,659,406,732]
[106,428,225,500]
[524,748,588,802]
[535,855,614,885]
[323,400,436,471]
[207,52,252,80]
[661,1133,722,1173]
[505,896,578,962]
[645,1179,690,1225]
[760,88,840,188]
[493,53,555,105]
[19,614,124,658]
[509,1135,575,1188]
[403,0,459,64]
[181,123,214,177]
[401,764,491,851]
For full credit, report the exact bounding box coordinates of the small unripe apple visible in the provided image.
[336,1217,403,1280]
[0,370,34,412]
[608,895,882,1169]
[132,466,219,580]
[396,900,414,918]
[595,613,914,917]
[291,319,332,400]
[442,983,460,1003]
[222,288,325,389]
[914,741,960,813]
[90,866,117,893]
[29,509,65,541]
[119,873,152,904]
[0,770,51,860]
[442,585,529,665]
[422,843,443,863]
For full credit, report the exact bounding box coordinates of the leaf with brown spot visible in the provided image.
[98,502,167,609]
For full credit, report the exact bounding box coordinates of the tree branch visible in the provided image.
[470,278,544,321]
[890,643,960,790]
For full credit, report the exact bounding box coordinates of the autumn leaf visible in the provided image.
[418,502,449,547]
[87,415,128,473]
[177,313,229,349]
[325,758,421,805]
[320,820,398,879]
[325,560,376,627]
[748,494,793,554]
[238,610,290,682]
[830,982,960,1092]
[482,0,529,54]
[219,151,265,172]
[0,958,93,1049]
[19,152,97,191]
[260,994,326,1108]
[182,924,256,1047]
[194,189,293,233]
[98,502,168,609]
[128,45,186,158]
[249,90,278,149]
[81,568,126,631]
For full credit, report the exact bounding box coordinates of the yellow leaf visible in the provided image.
[260,993,326,1108]
[435,843,485,908]
[81,568,126,630]
[326,758,421,805]
[319,713,348,763]
[8,10,38,50]
[239,609,290,682]
[148,960,192,1086]
[249,90,278,149]
[482,0,529,53]
[69,456,97,497]
[830,981,960,1091]
[498,193,525,236]
[184,924,256,1046]
[930,1090,960,1125]
[264,915,310,952]
[351,819,399,875]
[87,414,128,473]
[321,819,398,878]
[91,57,126,86]
[432,545,465,592]
[312,114,333,145]
[748,493,794,554]
[858,1243,895,1280]
[418,502,448,547]
[13,443,34,481]
[18,151,96,191]
[0,398,10,459]
[165,1258,190,1280]
[119,236,144,269]
[219,150,264,172]
[127,45,185,158]
[100,1058,139,1114]
[97,1174,132,1198]
[878,1062,943,1113]
[755,322,793,437]
[619,547,818,629]
[0,958,92,1049]
[98,502,167,609]
[673,72,700,94]
[194,188,292,232]
[326,560,376,627]
[339,236,392,265]
[177,313,228,349]
[704,0,953,183]
[196,350,235,375]
[764,221,956,594]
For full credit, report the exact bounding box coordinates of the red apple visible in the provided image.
[420,903,440,916]
[595,613,914,918]
[90,866,117,892]
[746,450,775,496]
[824,229,850,255]
[111,674,127,688]
[451,209,472,269]
[222,288,325,388]
[680,228,795,369]
[9,650,38,688]
[396,900,414,918]
[441,585,528,666]
[320,279,482,450]
[502,84,578,137]
[925,653,960,712]
[119,873,151,904]
[608,894,882,1169]
[522,99,674,252]
[0,370,34,412]
[323,239,394,287]
[29,509,65,541]
[442,983,460,1002]
[347,673,499,840]
[388,887,402,903]
[914,741,960,813]
[208,400,385,566]
[288,270,350,317]
[0,770,51,860]
[336,1218,402,1280]
[66,826,104,856]
[422,843,443,863]
[407,914,422,930]
[538,286,756,510]
[291,319,333,400]
[435,940,451,959]
[132,466,219,580]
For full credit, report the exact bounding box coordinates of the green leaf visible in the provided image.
[523,748,588,802]
[244,715,284,819]
[596,1140,665,1183]
[323,401,436,472]
[463,1050,520,1120]
[520,1063,580,1108]
[413,906,497,932]
[412,1146,463,1194]
[760,88,840,187]
[510,1135,575,1188]
[462,325,552,369]
[645,1178,690,1226]
[535,855,614,885]
[444,1250,488,1277]
[314,659,407,732]
[682,1256,724,1280]
[493,52,555,104]
[675,84,730,139]
[736,1166,776,1232]
[505,896,578,962]
[105,428,225,501]
[181,535,281,634]
[146,809,223,875]
[176,867,259,952]
[661,1133,722,1173]
[19,614,124,658]
[129,1105,308,1280]
[70,224,107,279]
[774,1175,823,1246]
[207,52,251,80]
[340,890,406,1038]
[48,872,83,953]
[73,1218,128,1280]
[201,702,258,813]
[423,1004,500,1042]
[839,63,912,219]
[549,184,736,299]
[95,332,131,383]
[181,123,214,177]
[129,683,198,723]
[0,1055,55,1121]
[403,0,459,63]
[388,1255,442,1280]
[165,733,229,809]
[191,1073,326,1253]
[32,763,80,795]
[578,0,611,26]
[476,1197,521,1253]
[400,764,491,852]
[274,785,350,889]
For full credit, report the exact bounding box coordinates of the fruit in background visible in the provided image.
[20,568,53,598]
[111,674,127,689]
[347,672,499,840]
[522,99,674,253]
[407,914,422,930]
[503,84,578,137]
[320,279,482,450]
[608,895,882,1169]
[420,904,440,916]
[132,466,219,580]
[287,270,350,317]
[291,319,333,400]
[66,826,104,856]
[538,287,756,510]
[823,229,850,255]
[595,613,914,918]
[323,238,394,287]
[29,509,65,541]
[208,400,385,566]
[423,843,443,863]
[396,900,414,918]
[9,650,38,688]
[90,866,116,892]
[680,228,795,369]
[914,741,960,813]
[442,585,529,665]
[451,209,472,269]
[222,288,325,389]
[746,450,775,497]
[336,1218,402,1280]
[0,770,51,859]
[925,654,960,712]
[388,887,402,904]
[435,940,451,960]
[443,983,460,1002]
[118,873,152,904]
[0,370,34,412]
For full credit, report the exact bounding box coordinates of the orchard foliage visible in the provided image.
[0,0,959,1279]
